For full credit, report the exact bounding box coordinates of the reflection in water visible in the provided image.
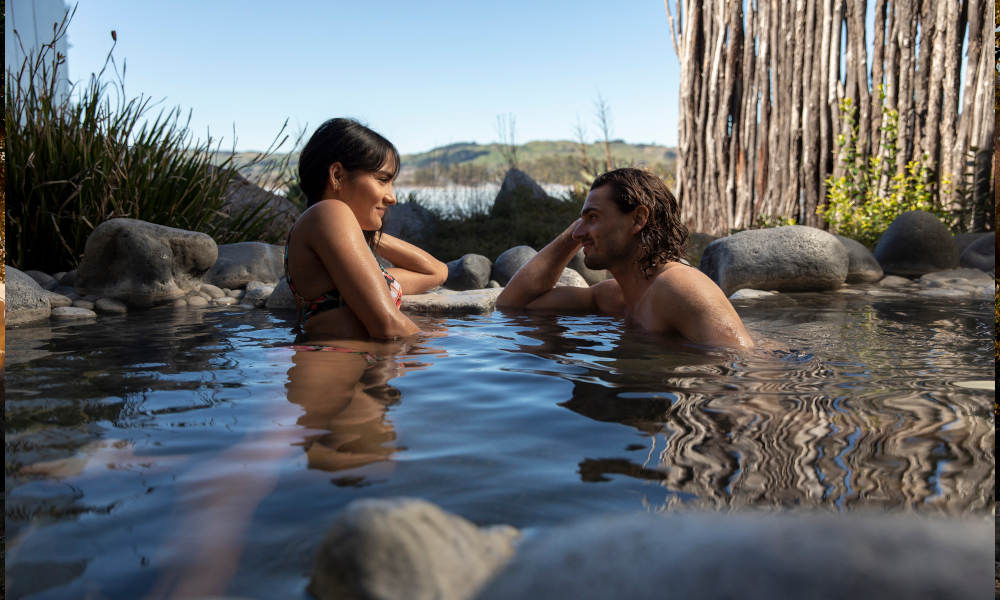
[509,314,994,514]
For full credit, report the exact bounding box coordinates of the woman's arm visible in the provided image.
[305,202,419,339]
[376,233,448,295]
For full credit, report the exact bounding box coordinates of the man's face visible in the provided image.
[572,185,637,271]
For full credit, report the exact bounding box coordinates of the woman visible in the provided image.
[285,118,447,339]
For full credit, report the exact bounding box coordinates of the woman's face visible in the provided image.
[336,160,397,231]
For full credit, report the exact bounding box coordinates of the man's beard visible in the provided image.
[583,239,634,271]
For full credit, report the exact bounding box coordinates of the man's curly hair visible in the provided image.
[590,168,687,277]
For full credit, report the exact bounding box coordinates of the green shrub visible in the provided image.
[5,14,285,273]
[819,89,948,248]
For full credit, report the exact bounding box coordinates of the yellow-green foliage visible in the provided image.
[819,90,947,248]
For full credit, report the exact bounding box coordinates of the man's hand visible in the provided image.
[496,219,587,309]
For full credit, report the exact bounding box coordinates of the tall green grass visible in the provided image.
[5,12,288,273]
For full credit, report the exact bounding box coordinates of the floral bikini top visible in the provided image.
[284,231,403,327]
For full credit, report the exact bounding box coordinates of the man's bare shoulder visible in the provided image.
[650,262,726,303]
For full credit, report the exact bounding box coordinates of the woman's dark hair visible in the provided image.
[590,168,688,277]
[297,118,400,246]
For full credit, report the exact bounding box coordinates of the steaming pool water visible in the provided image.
[4,292,995,598]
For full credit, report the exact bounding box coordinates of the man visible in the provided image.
[496,168,753,349]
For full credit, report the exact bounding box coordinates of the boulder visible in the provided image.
[873,211,958,276]
[479,511,989,600]
[402,288,504,315]
[204,242,285,288]
[835,235,884,283]
[699,226,849,296]
[24,270,58,290]
[74,218,218,307]
[568,248,611,285]
[557,267,589,288]
[445,254,493,291]
[6,266,51,325]
[265,278,297,310]
[220,171,300,241]
[953,232,989,257]
[958,232,994,272]
[492,169,551,217]
[310,497,519,600]
[684,232,720,267]
[492,246,537,286]
[382,201,437,246]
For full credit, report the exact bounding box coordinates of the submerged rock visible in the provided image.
[6,266,51,325]
[699,226,849,296]
[873,211,958,277]
[204,241,285,288]
[310,497,519,600]
[479,511,990,600]
[74,218,218,307]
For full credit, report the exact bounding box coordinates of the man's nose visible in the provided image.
[571,221,585,239]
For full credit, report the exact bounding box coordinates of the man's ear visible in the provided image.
[631,205,650,234]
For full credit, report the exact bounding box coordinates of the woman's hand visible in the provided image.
[376,233,448,295]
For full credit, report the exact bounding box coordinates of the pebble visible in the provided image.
[51,306,97,320]
[226,289,242,298]
[200,284,225,299]
[878,275,913,287]
[186,295,209,308]
[211,296,238,306]
[43,292,73,307]
[72,300,95,310]
[95,298,128,314]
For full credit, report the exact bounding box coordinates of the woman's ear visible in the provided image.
[631,205,650,234]
[327,162,345,191]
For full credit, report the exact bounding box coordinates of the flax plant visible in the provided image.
[6,13,284,273]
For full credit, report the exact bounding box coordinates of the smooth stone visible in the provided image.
[873,210,958,276]
[479,511,990,600]
[203,241,285,288]
[486,280,501,288]
[172,298,189,308]
[226,289,242,298]
[402,288,503,315]
[59,269,76,286]
[51,306,97,320]
[446,254,493,291]
[51,285,75,297]
[265,278,297,310]
[953,231,991,257]
[24,270,59,290]
[199,283,225,299]
[568,248,612,285]
[211,296,238,306]
[915,288,978,299]
[95,298,128,314]
[186,295,209,308]
[6,266,52,325]
[919,268,993,288]
[310,497,519,600]
[556,267,589,288]
[71,300,95,310]
[836,235,883,283]
[729,289,777,300]
[74,218,217,306]
[243,280,276,308]
[492,246,537,286]
[958,233,994,272]
[43,291,73,308]
[700,226,849,296]
[53,271,67,283]
[878,275,913,287]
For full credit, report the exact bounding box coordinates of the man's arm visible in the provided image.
[496,220,597,311]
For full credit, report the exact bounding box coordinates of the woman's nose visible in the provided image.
[385,186,397,205]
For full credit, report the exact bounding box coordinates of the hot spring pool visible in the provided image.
[4,293,995,598]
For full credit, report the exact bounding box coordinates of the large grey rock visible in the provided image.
[492,169,550,217]
[836,235,884,283]
[958,232,994,272]
[479,511,990,600]
[953,232,990,257]
[310,497,519,600]
[6,266,51,325]
[74,218,218,307]
[24,270,58,290]
[491,246,537,286]
[568,248,611,285]
[684,232,720,267]
[446,254,493,291]
[699,226,849,296]
[265,277,297,310]
[402,288,503,315]
[204,242,285,288]
[873,211,959,277]
[220,171,300,240]
[382,201,437,246]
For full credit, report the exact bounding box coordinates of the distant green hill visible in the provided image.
[218,140,677,190]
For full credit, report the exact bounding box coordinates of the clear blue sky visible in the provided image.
[64,1,681,155]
